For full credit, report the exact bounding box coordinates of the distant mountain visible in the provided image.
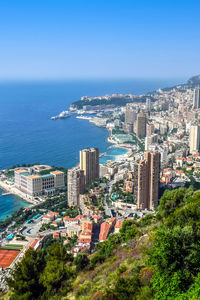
[187,74,200,86]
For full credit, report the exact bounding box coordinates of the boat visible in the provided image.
[51,110,72,120]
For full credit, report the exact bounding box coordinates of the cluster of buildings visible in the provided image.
[68,148,99,207]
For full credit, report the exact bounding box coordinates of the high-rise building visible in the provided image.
[67,168,85,207]
[190,125,200,153]
[145,134,158,151]
[147,124,154,136]
[193,88,200,109]
[134,160,148,209]
[80,148,99,185]
[124,103,137,133]
[136,112,147,138]
[146,98,151,112]
[134,151,160,210]
[145,151,160,210]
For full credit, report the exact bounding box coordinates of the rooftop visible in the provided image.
[15,169,27,174]
[51,170,64,175]
[41,174,54,179]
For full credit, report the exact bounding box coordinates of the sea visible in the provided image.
[0,78,184,220]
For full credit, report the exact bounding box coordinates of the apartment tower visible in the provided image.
[146,98,151,113]
[190,125,200,153]
[67,168,85,207]
[134,151,160,210]
[193,88,200,109]
[145,151,161,210]
[125,103,137,133]
[134,160,148,209]
[80,148,99,185]
[136,112,147,138]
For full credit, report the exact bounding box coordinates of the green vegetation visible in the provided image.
[7,243,75,300]
[85,177,108,192]
[72,95,152,109]
[5,170,14,178]
[112,127,125,135]
[6,187,200,299]
[0,244,23,250]
[111,180,134,203]
[74,253,90,272]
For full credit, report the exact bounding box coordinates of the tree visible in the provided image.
[40,242,74,298]
[74,253,90,272]
[40,260,74,297]
[119,220,138,242]
[7,249,45,300]
[149,225,200,298]
[46,241,72,262]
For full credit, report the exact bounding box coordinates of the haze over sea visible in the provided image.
[0,78,183,220]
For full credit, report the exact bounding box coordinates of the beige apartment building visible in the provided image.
[145,151,161,210]
[80,148,99,185]
[134,151,160,210]
[190,125,200,154]
[124,103,137,133]
[136,112,147,138]
[67,167,85,207]
[134,160,148,209]
[193,88,200,109]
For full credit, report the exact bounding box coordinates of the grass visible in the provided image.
[0,244,23,250]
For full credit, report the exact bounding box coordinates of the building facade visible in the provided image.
[146,98,151,112]
[136,112,147,138]
[193,88,200,109]
[80,148,99,185]
[190,125,200,153]
[15,170,65,196]
[145,151,161,210]
[134,151,160,210]
[67,167,85,207]
[134,160,148,209]
[124,103,137,133]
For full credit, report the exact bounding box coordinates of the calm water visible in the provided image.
[0,188,30,221]
[0,78,183,220]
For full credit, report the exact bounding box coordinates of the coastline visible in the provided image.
[0,180,38,206]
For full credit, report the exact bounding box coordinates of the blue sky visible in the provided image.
[0,0,200,79]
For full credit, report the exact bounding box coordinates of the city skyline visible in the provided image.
[0,0,200,80]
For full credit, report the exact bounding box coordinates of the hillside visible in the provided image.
[3,186,200,299]
[187,74,200,86]
[70,96,153,110]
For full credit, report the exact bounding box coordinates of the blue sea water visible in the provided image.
[0,188,30,221]
[0,78,183,220]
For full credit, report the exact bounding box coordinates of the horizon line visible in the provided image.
[0,76,188,82]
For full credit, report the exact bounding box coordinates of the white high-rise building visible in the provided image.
[190,125,200,153]
[146,98,151,112]
[193,88,200,109]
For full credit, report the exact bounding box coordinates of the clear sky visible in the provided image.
[0,0,200,80]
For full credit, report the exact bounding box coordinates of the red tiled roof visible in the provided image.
[30,239,39,249]
[99,222,111,241]
[115,220,123,229]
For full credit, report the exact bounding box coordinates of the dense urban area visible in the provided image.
[1,75,200,299]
